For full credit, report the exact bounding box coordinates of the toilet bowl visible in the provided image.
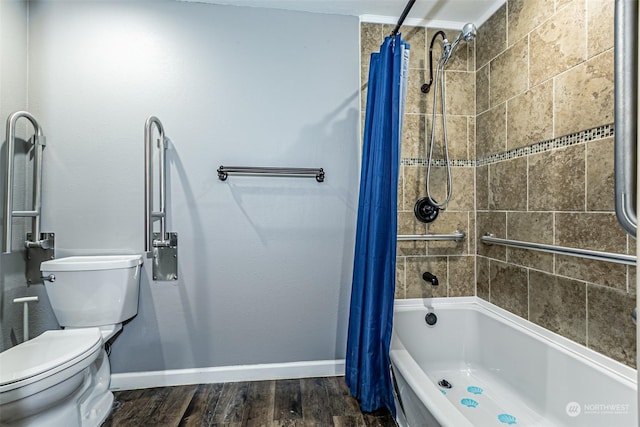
[0,254,142,426]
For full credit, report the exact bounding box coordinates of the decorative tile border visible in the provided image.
[401,158,475,167]
[401,123,614,167]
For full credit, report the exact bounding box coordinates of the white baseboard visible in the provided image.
[110,359,345,391]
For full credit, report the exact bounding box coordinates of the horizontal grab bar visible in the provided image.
[12,210,39,217]
[217,166,325,182]
[480,233,636,266]
[397,230,466,241]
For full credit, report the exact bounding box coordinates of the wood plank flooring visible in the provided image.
[103,376,397,427]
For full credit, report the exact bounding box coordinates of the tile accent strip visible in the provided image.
[401,123,614,167]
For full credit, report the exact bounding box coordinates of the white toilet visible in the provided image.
[0,254,143,426]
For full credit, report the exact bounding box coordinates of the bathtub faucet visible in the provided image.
[423,272,439,286]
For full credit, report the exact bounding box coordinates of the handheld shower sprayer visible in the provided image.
[414,22,477,223]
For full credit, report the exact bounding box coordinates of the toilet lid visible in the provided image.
[0,328,102,389]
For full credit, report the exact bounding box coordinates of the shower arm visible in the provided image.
[421,31,448,94]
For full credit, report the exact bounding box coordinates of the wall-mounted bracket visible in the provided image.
[150,232,178,281]
[25,232,55,284]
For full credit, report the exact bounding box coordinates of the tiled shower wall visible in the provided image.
[360,23,477,301]
[361,0,636,367]
[475,0,636,367]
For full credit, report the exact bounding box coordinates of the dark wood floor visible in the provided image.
[103,376,397,427]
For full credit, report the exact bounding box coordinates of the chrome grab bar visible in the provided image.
[144,116,169,252]
[144,116,178,281]
[614,0,637,238]
[481,233,636,266]
[217,166,325,182]
[397,230,466,241]
[2,111,47,253]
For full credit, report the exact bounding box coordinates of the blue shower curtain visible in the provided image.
[345,34,409,415]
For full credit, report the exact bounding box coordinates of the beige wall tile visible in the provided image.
[423,166,448,207]
[402,166,426,211]
[476,103,506,158]
[477,211,507,260]
[426,115,468,160]
[530,0,586,86]
[586,137,614,211]
[556,212,628,253]
[445,71,475,116]
[360,23,382,85]
[406,256,448,298]
[529,271,587,344]
[489,157,527,210]
[490,37,529,107]
[401,114,426,159]
[587,285,636,367]
[398,165,404,210]
[587,0,614,58]
[406,68,429,114]
[508,0,555,45]
[556,0,574,9]
[508,248,554,272]
[389,25,426,69]
[397,212,427,256]
[477,3,507,69]
[554,49,614,136]
[449,256,475,296]
[427,211,469,255]
[506,212,554,271]
[556,255,626,290]
[469,214,476,255]
[489,261,528,318]
[447,167,475,211]
[476,165,489,210]
[476,64,490,114]
[395,258,406,299]
[477,256,490,300]
[468,117,476,159]
[506,81,553,150]
[528,145,585,211]
[507,211,554,243]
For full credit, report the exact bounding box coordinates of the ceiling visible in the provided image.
[182,0,506,28]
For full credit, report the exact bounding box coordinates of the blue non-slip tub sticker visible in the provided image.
[460,398,479,408]
[467,386,483,395]
[498,413,517,425]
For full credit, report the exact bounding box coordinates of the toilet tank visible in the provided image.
[40,255,143,328]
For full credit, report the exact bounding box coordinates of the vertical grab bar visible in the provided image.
[144,116,178,281]
[144,116,168,252]
[2,111,47,253]
[614,0,638,238]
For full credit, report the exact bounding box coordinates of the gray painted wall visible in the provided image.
[0,0,59,353]
[26,0,360,372]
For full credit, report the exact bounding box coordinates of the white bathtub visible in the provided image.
[390,297,637,427]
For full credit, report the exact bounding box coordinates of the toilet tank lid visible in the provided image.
[0,329,102,387]
[41,254,143,271]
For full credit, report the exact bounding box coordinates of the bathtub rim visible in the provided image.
[391,297,637,426]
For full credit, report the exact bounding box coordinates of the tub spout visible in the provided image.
[423,271,439,286]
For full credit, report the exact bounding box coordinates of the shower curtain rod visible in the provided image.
[390,0,417,37]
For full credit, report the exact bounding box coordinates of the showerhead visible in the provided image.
[460,22,477,42]
[443,22,477,64]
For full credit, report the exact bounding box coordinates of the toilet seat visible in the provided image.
[0,328,103,394]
